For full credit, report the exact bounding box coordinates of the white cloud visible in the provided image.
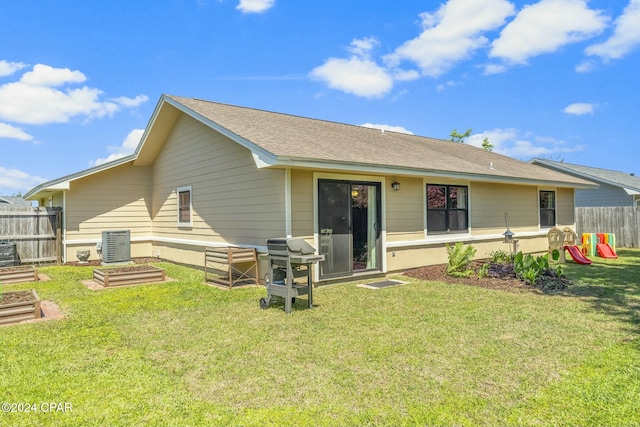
[436,80,457,92]
[490,0,608,64]
[236,0,274,14]
[359,123,414,135]
[575,59,596,73]
[310,38,393,98]
[0,166,47,193]
[0,60,27,77]
[563,102,595,115]
[20,64,86,86]
[467,128,584,159]
[89,129,144,166]
[585,0,640,60]
[0,63,148,125]
[111,95,149,108]
[384,0,515,77]
[483,63,508,75]
[0,123,33,141]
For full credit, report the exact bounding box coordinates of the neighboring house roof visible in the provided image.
[26,94,596,199]
[530,159,640,195]
[0,196,33,207]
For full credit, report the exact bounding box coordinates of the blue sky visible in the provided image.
[1,0,639,196]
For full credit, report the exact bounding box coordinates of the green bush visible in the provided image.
[446,242,476,277]
[513,251,568,289]
[488,249,514,264]
[477,263,490,279]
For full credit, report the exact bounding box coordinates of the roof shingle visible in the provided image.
[168,95,594,187]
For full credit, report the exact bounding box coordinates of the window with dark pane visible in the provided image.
[427,184,468,234]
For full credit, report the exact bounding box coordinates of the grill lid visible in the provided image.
[266,237,316,255]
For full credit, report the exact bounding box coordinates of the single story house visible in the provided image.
[531,159,640,207]
[25,95,595,282]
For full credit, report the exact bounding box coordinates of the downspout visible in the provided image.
[285,168,292,238]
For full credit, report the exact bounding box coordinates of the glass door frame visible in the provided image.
[315,175,385,280]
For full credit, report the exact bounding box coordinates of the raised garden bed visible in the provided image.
[0,265,39,284]
[93,265,165,287]
[0,290,42,325]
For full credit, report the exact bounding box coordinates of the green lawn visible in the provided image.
[1,250,639,426]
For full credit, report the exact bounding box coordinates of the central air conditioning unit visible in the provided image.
[101,230,131,264]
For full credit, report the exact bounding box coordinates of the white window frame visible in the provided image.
[177,186,192,227]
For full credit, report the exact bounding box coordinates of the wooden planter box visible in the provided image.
[93,265,165,287]
[0,265,39,284]
[0,290,42,325]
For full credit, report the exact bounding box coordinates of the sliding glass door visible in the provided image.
[318,179,381,278]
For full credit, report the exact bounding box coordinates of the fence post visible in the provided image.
[56,209,62,266]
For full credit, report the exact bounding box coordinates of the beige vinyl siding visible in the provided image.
[386,177,424,242]
[291,169,313,238]
[65,163,152,240]
[151,114,285,247]
[556,187,575,226]
[470,182,539,235]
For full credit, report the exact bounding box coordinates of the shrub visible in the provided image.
[477,263,490,279]
[446,242,476,277]
[513,251,570,290]
[488,249,514,264]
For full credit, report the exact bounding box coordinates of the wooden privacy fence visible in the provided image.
[575,206,640,248]
[0,206,62,265]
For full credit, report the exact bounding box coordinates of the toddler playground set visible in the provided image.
[547,227,618,265]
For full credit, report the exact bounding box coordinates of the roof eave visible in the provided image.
[264,157,598,188]
[24,155,136,200]
[531,159,639,192]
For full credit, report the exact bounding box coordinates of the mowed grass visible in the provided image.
[1,250,639,426]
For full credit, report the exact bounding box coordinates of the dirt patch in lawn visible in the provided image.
[403,262,534,293]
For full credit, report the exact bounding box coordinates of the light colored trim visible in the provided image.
[273,157,594,189]
[623,187,640,195]
[65,236,153,245]
[64,235,268,253]
[386,230,548,249]
[285,168,292,238]
[177,185,193,227]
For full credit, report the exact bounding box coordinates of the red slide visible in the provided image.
[564,245,592,264]
[596,243,618,259]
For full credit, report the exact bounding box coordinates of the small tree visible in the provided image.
[481,137,494,151]
[449,128,472,143]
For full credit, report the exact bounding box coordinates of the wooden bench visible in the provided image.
[204,247,258,288]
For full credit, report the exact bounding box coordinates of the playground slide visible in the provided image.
[596,243,618,259]
[564,245,592,264]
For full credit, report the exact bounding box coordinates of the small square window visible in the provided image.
[177,186,192,226]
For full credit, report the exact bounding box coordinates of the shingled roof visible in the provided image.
[531,159,640,193]
[26,94,598,200]
[158,95,595,188]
